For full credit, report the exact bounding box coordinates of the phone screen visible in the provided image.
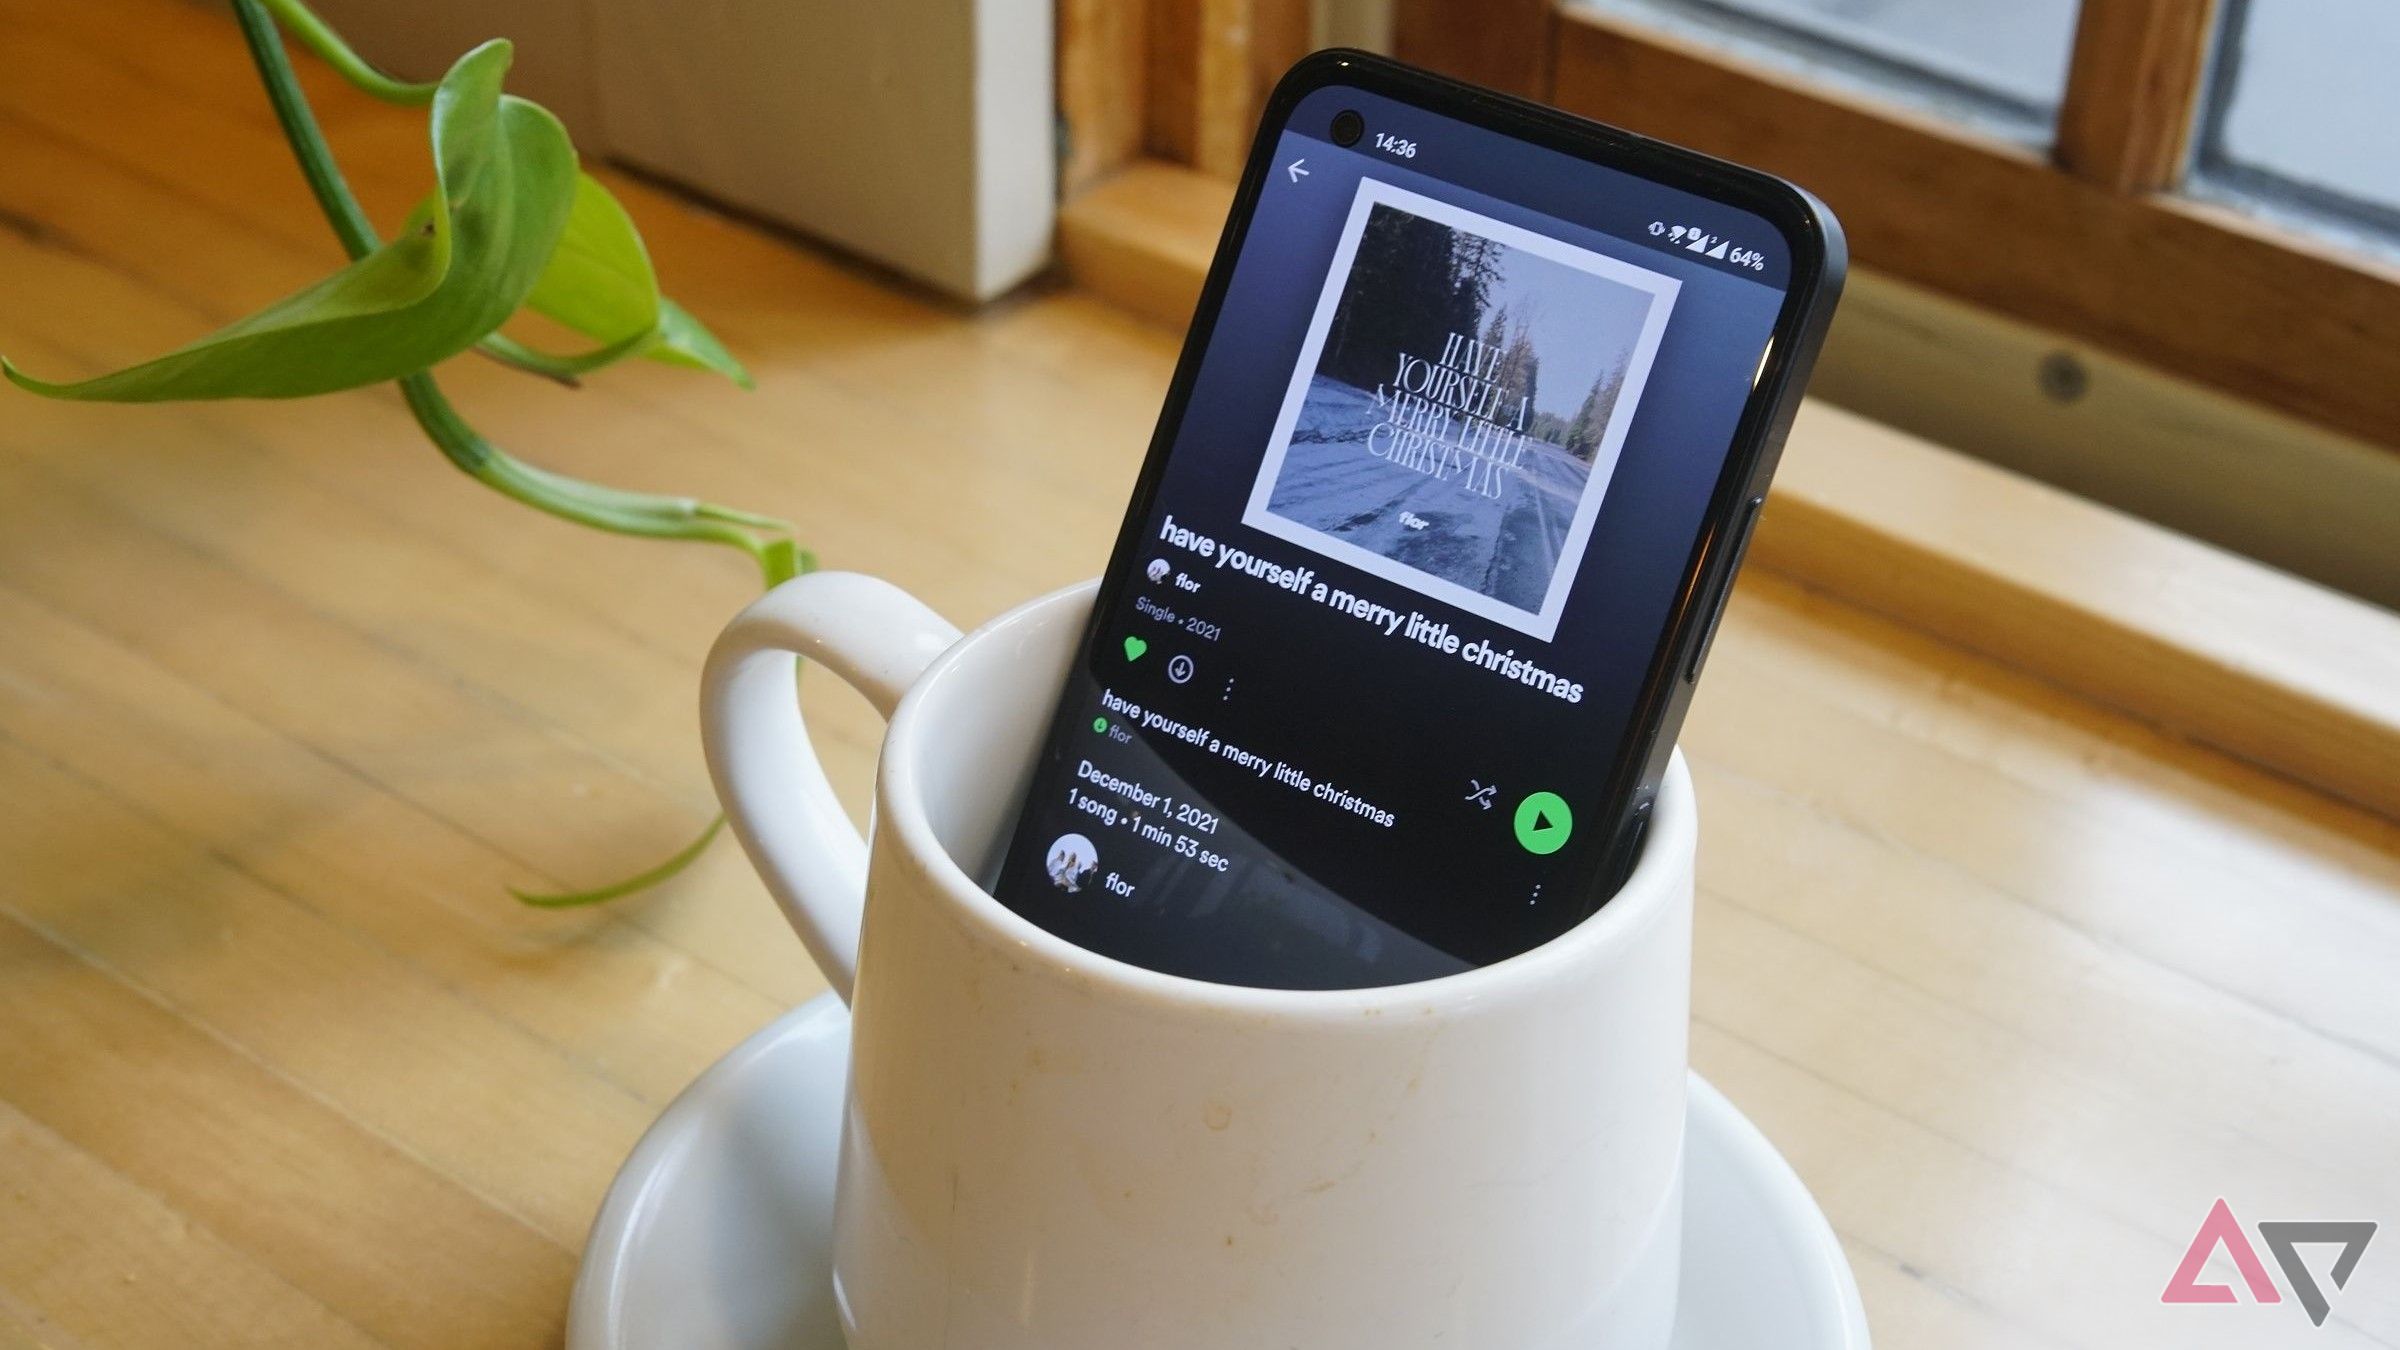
[991,78,1802,989]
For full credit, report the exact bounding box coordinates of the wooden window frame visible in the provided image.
[1059,0,1317,195]
[1390,0,2400,453]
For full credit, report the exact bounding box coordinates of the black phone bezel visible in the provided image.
[1063,49,1847,952]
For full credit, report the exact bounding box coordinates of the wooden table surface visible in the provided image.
[2,1,2396,1346]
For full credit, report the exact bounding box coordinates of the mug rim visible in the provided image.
[876,579,1696,1019]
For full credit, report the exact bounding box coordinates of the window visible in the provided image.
[1390,0,2400,446]
[1378,0,2400,606]
[1055,0,2399,601]
[1580,0,2081,139]
[2196,0,2400,255]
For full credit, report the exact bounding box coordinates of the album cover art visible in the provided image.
[1242,179,1680,640]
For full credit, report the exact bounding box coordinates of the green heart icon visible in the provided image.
[1123,635,1148,661]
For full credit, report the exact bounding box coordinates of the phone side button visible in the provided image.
[1606,796,1654,897]
[1684,496,1765,683]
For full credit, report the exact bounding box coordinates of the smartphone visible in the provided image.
[990,51,1844,990]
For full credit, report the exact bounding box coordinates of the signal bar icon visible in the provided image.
[1655,222,1720,254]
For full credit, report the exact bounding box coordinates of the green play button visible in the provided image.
[1513,791,1574,855]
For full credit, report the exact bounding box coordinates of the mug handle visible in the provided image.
[700,572,962,1002]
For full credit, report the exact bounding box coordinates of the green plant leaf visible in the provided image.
[1,40,573,402]
[522,175,656,343]
[652,297,751,387]
[495,172,753,387]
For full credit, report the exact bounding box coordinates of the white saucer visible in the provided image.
[569,995,1870,1349]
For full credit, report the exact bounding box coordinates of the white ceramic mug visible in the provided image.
[700,573,1696,1350]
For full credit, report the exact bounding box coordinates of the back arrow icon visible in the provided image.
[1287,159,1310,183]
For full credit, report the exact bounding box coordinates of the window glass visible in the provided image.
[2198,0,2400,244]
[1575,0,2081,138]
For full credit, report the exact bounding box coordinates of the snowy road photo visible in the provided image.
[1265,376,1591,614]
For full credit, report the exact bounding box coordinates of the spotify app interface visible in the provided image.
[993,86,1793,989]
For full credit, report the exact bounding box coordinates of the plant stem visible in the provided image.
[232,0,377,255]
[400,376,804,587]
[259,0,439,105]
[471,339,585,389]
[229,0,801,590]
[511,818,727,908]
[480,330,649,383]
[233,0,809,904]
